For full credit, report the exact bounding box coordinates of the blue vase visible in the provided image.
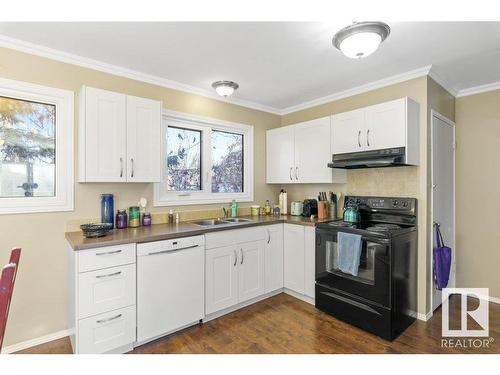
[101,194,114,228]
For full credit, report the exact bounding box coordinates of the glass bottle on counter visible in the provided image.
[129,206,140,228]
[142,212,152,226]
[100,194,114,228]
[116,209,128,229]
[265,200,271,215]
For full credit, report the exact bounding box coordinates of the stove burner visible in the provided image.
[328,221,355,228]
[366,223,401,232]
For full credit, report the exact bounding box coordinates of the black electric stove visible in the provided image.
[315,196,418,341]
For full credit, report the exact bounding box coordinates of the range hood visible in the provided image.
[327,147,409,169]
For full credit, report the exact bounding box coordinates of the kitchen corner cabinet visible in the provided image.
[331,97,420,164]
[266,117,346,184]
[284,224,316,299]
[78,86,161,182]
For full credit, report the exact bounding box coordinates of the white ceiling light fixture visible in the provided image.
[212,80,239,97]
[333,22,391,59]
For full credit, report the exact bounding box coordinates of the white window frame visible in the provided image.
[0,77,74,214]
[154,110,253,206]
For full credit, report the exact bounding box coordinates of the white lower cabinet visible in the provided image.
[68,243,137,354]
[284,224,316,301]
[265,224,284,293]
[78,305,136,354]
[205,245,239,314]
[205,240,265,315]
[238,240,265,303]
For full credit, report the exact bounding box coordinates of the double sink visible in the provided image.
[191,217,254,227]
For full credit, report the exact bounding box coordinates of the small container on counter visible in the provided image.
[175,212,179,224]
[115,209,128,229]
[100,194,114,228]
[251,205,260,216]
[273,205,281,216]
[168,209,174,224]
[142,212,152,226]
[128,206,140,228]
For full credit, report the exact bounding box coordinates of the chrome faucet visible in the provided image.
[222,206,229,218]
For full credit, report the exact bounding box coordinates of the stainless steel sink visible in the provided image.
[191,219,228,226]
[191,218,254,227]
[222,218,253,223]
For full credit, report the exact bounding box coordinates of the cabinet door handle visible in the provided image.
[96,313,122,324]
[130,158,134,178]
[96,249,122,256]
[240,248,244,264]
[358,130,361,147]
[267,229,271,244]
[95,271,122,279]
[295,166,299,180]
[119,158,123,178]
[289,167,293,181]
[366,129,370,147]
[233,249,238,267]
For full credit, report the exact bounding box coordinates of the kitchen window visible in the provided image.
[154,111,253,206]
[0,78,74,214]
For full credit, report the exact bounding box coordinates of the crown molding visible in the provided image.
[456,81,500,98]
[428,68,458,97]
[0,34,282,115]
[279,65,433,115]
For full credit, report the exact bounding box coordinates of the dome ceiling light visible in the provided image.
[332,21,391,59]
[212,80,239,97]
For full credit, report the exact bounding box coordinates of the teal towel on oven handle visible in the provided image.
[337,231,362,276]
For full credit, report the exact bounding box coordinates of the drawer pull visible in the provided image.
[96,313,122,324]
[95,249,122,256]
[95,271,122,279]
[147,244,199,256]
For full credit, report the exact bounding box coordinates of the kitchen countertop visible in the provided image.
[66,215,333,250]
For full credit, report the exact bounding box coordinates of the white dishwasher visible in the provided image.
[136,235,205,344]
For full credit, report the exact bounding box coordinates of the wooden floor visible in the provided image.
[16,293,500,354]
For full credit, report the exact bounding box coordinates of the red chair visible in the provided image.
[0,248,21,352]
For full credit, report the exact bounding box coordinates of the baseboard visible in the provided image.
[283,288,315,305]
[1,329,73,354]
[417,311,433,322]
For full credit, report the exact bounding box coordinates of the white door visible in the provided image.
[126,95,162,182]
[331,107,366,154]
[431,112,456,311]
[84,87,127,182]
[266,126,295,183]
[304,226,316,299]
[205,245,238,314]
[294,117,332,183]
[265,224,284,293]
[238,240,265,303]
[136,246,204,343]
[283,224,305,294]
[364,98,406,151]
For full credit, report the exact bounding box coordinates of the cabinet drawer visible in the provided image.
[78,264,136,319]
[78,243,136,273]
[78,305,136,354]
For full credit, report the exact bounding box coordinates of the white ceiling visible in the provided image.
[1,22,500,113]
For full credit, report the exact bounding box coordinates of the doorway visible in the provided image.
[430,110,456,312]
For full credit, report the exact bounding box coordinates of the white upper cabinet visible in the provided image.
[79,86,162,182]
[331,107,366,154]
[266,117,346,184]
[80,87,127,182]
[126,95,161,182]
[364,98,406,150]
[331,97,420,165]
[266,126,295,183]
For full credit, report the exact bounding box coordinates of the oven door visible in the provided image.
[315,228,391,307]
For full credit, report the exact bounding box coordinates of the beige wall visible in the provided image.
[0,47,281,347]
[455,89,500,299]
[281,77,430,315]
